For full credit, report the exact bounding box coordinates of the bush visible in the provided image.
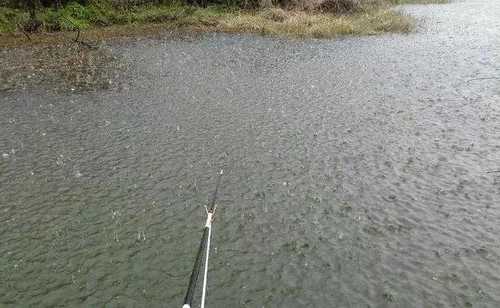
[0,7,28,32]
[39,3,92,31]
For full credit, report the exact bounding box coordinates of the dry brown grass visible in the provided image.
[217,8,413,38]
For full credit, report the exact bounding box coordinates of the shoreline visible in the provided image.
[0,1,448,92]
[0,4,415,48]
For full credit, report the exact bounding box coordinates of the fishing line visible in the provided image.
[182,169,224,308]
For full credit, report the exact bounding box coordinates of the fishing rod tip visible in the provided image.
[219,169,224,175]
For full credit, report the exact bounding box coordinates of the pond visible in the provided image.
[1,1,499,307]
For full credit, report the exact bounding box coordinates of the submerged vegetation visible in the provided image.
[0,0,447,41]
[0,42,126,91]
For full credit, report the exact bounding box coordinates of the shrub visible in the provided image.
[0,7,26,32]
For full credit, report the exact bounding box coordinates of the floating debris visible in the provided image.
[383,292,394,302]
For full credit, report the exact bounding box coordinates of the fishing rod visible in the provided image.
[183,169,224,308]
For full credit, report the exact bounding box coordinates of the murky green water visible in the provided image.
[1,1,500,307]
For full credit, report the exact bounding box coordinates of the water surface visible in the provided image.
[1,1,500,307]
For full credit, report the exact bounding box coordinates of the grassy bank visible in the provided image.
[0,1,418,44]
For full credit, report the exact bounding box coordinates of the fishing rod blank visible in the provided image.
[182,169,223,308]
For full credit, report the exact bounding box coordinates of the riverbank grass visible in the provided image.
[218,8,412,37]
[0,2,414,43]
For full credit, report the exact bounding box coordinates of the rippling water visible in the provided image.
[1,1,500,307]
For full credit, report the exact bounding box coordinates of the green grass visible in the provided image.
[216,8,413,38]
[1,2,235,33]
[0,7,28,32]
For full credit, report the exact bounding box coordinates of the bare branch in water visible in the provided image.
[59,15,97,49]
